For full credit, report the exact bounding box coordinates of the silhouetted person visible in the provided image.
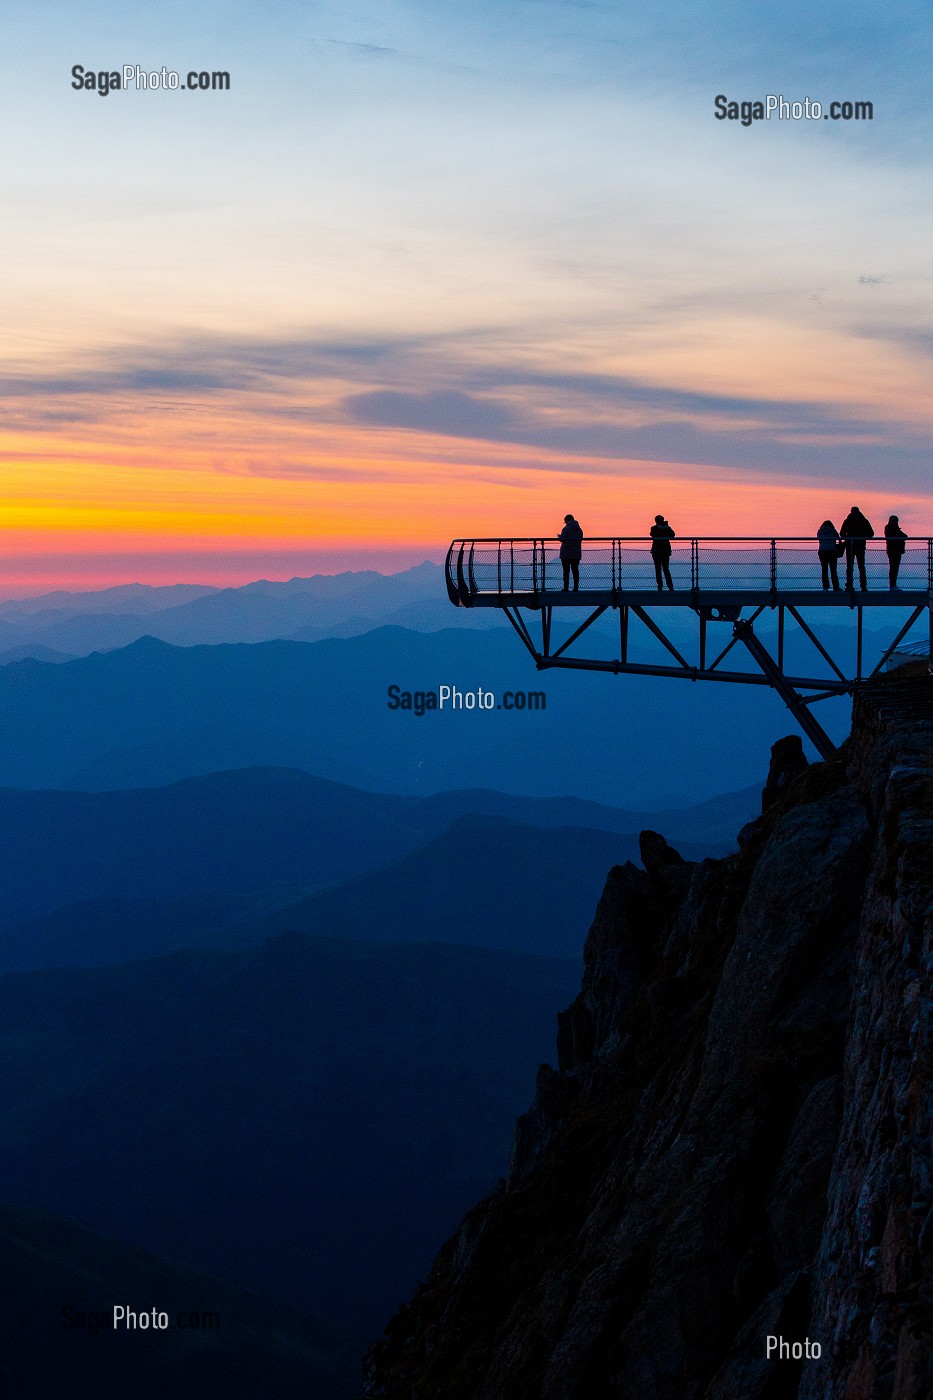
[650,515,675,590]
[884,515,907,589]
[839,506,874,590]
[816,519,841,591]
[559,514,583,590]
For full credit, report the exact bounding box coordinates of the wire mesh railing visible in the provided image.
[447,537,933,600]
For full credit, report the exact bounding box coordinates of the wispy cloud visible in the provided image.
[327,39,401,58]
[855,324,933,358]
[0,326,928,486]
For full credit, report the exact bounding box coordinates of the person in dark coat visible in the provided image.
[816,520,841,591]
[839,506,874,590]
[558,514,583,590]
[884,515,907,589]
[649,515,675,590]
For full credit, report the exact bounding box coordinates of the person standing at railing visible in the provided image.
[649,515,675,590]
[816,520,842,591]
[559,514,584,591]
[884,515,907,589]
[840,506,875,591]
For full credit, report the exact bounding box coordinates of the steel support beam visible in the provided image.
[534,653,850,692]
[550,604,608,660]
[502,605,538,661]
[733,619,837,758]
[488,581,929,759]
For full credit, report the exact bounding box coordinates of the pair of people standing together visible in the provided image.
[817,508,907,591]
[558,514,675,591]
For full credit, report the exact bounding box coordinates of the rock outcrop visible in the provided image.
[365,674,933,1399]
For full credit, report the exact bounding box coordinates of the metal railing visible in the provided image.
[446,537,933,602]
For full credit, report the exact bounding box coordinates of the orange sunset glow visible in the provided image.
[2,0,930,595]
[3,394,931,593]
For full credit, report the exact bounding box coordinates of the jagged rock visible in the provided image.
[762,733,809,811]
[365,675,933,1400]
[639,829,688,872]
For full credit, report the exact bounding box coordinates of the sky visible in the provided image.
[1,0,931,591]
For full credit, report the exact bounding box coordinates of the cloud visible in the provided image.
[343,383,927,482]
[0,327,895,436]
[457,365,886,435]
[345,389,519,436]
[855,325,933,358]
[0,335,420,401]
[327,39,400,58]
[1,326,929,488]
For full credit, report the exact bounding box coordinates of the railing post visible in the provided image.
[541,538,547,593]
[691,538,699,591]
[770,539,777,593]
[497,541,502,595]
[456,543,468,605]
[918,534,924,677]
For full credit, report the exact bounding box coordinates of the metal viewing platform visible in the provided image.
[445,537,933,757]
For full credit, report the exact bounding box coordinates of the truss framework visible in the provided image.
[445,538,933,756]
[497,599,929,759]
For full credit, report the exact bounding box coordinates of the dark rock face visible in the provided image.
[762,733,809,812]
[365,677,933,1400]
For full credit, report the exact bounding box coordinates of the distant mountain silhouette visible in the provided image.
[0,643,76,665]
[0,563,483,655]
[0,1202,358,1399]
[412,783,760,848]
[253,815,716,958]
[0,564,900,668]
[0,626,834,803]
[0,891,282,973]
[0,936,580,1339]
[0,581,217,618]
[0,767,424,926]
[0,768,750,971]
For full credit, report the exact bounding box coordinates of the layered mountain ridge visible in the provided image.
[365,672,933,1399]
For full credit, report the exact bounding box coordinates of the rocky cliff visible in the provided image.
[365,673,933,1400]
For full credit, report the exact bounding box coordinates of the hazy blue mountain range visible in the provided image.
[0,1202,358,1400]
[235,815,715,959]
[0,563,504,656]
[0,642,77,665]
[0,818,692,974]
[0,767,748,973]
[409,781,760,845]
[0,890,287,974]
[1,563,916,662]
[0,767,434,926]
[0,626,846,803]
[0,582,218,617]
[0,936,581,1340]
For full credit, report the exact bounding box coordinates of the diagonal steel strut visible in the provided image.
[733,619,838,758]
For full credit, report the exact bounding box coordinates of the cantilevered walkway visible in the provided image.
[445,537,933,757]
